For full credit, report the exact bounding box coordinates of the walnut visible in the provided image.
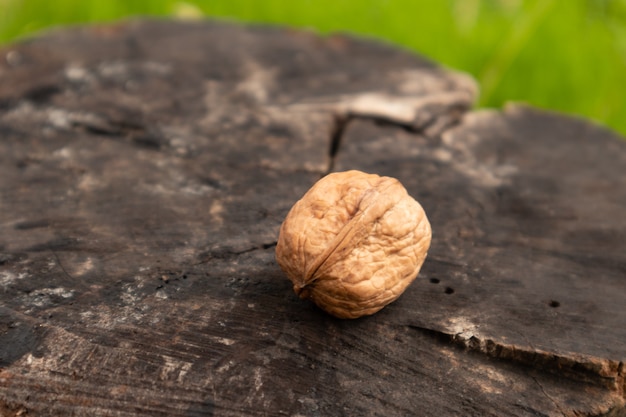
[276,170,432,319]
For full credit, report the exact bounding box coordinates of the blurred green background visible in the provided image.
[2,0,625,136]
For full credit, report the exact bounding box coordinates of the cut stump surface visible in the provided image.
[0,19,625,417]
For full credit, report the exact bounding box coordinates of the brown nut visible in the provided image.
[276,170,431,319]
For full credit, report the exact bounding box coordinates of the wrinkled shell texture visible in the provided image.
[276,170,432,319]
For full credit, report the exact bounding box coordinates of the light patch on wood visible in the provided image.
[78,174,102,192]
[47,108,72,129]
[341,90,475,125]
[65,65,93,83]
[235,61,276,104]
[445,316,481,340]
[20,287,75,309]
[473,363,510,395]
[395,69,478,98]
[345,93,417,123]
[180,183,214,196]
[74,257,94,276]
[0,271,28,288]
[160,355,193,382]
[254,368,263,392]
[109,385,129,397]
[52,146,73,159]
[97,60,129,79]
[120,283,140,305]
[209,200,224,225]
[441,115,518,188]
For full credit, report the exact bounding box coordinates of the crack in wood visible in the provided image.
[409,324,626,398]
[51,251,75,282]
[326,114,352,175]
[68,113,165,150]
[324,94,469,175]
[325,113,437,175]
[532,376,567,417]
[194,242,278,265]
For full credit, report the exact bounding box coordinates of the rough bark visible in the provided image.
[0,19,624,417]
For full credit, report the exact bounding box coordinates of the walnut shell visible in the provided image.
[276,170,432,319]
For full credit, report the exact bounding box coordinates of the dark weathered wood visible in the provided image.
[0,19,624,417]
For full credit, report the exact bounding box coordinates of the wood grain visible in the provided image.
[0,19,624,416]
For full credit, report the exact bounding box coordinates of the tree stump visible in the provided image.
[0,19,624,417]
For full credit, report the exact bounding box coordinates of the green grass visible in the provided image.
[2,0,625,136]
